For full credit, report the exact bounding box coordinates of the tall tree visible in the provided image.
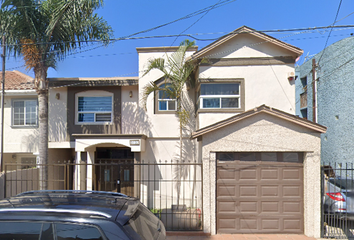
[0,0,112,189]
[142,40,200,206]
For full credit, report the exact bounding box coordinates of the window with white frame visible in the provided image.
[157,83,176,111]
[12,99,38,126]
[198,83,241,109]
[76,91,113,124]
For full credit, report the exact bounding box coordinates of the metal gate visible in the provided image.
[3,159,203,231]
[322,163,354,239]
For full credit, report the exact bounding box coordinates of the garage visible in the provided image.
[216,152,304,234]
[192,105,326,237]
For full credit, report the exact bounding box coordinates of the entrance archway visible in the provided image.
[95,147,134,196]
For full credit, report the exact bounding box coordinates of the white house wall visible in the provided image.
[204,34,298,59]
[3,95,39,153]
[139,138,201,211]
[197,34,296,128]
[48,87,68,143]
[121,85,139,134]
[137,46,201,211]
[138,48,198,162]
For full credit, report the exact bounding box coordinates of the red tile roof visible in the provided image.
[0,71,35,90]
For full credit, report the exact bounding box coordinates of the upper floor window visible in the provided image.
[198,83,240,109]
[12,99,38,127]
[300,77,307,89]
[76,91,113,124]
[156,83,176,112]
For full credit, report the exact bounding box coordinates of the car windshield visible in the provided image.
[329,178,354,190]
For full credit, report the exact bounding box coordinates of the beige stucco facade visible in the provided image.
[137,46,198,162]
[2,91,39,154]
[2,26,327,238]
[195,111,323,238]
[197,33,298,128]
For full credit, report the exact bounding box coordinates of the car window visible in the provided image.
[329,178,354,190]
[41,223,54,240]
[127,205,160,240]
[56,223,104,240]
[0,221,43,240]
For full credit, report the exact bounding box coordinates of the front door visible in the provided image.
[95,148,134,196]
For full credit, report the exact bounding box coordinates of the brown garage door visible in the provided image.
[216,152,303,234]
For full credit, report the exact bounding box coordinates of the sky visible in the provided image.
[3,0,354,78]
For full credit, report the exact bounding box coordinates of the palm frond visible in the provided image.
[2,0,112,71]
[142,58,168,77]
[142,39,199,129]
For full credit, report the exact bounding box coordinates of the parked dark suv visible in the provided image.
[0,190,166,240]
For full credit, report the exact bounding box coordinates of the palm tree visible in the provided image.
[142,40,200,206]
[0,0,112,189]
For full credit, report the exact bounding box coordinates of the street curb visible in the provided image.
[166,231,211,236]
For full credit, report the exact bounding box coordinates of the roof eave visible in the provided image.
[191,106,326,139]
[189,26,303,61]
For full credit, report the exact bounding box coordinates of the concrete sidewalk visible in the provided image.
[166,233,318,240]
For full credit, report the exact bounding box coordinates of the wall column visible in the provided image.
[134,152,140,198]
[210,152,216,235]
[74,151,81,190]
[202,155,211,234]
[87,151,94,191]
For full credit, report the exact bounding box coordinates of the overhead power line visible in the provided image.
[317,0,343,65]
[170,0,226,46]
[2,25,354,48]
[5,25,354,74]
[120,0,238,39]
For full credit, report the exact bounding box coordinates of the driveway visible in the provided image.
[167,234,318,240]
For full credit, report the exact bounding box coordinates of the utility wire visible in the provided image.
[317,0,343,65]
[3,30,354,61]
[334,11,354,24]
[6,26,353,78]
[319,55,354,80]
[170,0,225,46]
[5,24,354,78]
[2,25,354,48]
[48,28,318,89]
[119,0,237,40]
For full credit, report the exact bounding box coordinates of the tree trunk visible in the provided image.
[176,118,183,207]
[176,98,183,208]
[36,68,48,190]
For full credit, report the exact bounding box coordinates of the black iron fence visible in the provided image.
[3,159,203,231]
[322,163,354,239]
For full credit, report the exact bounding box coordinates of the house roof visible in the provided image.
[191,105,326,139]
[48,77,139,88]
[189,26,303,60]
[0,71,35,90]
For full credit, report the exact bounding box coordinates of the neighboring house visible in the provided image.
[2,26,326,237]
[0,70,38,170]
[295,36,354,165]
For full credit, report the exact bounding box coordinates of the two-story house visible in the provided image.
[0,71,38,170]
[135,26,325,237]
[2,26,326,238]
